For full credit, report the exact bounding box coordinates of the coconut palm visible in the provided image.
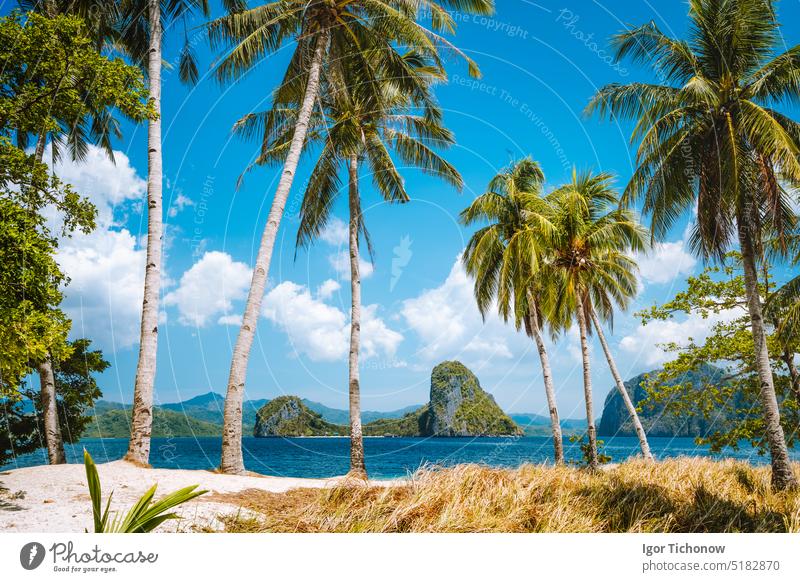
[460,158,566,464]
[209,0,493,474]
[240,51,461,477]
[586,0,800,488]
[118,0,235,465]
[544,171,652,468]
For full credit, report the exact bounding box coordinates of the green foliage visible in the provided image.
[587,0,800,261]
[363,407,428,437]
[0,398,38,465]
[83,450,206,533]
[23,340,109,443]
[542,170,647,332]
[0,197,72,391]
[0,10,149,394]
[0,11,152,157]
[637,258,800,453]
[1,339,107,463]
[569,434,611,466]
[460,157,553,330]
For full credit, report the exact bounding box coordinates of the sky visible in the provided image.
[6,0,800,420]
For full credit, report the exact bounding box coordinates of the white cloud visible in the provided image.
[317,279,341,300]
[619,308,743,367]
[319,217,349,246]
[329,250,374,279]
[400,257,527,367]
[361,304,403,358]
[40,144,148,350]
[168,193,194,218]
[47,143,146,227]
[218,314,243,326]
[261,281,401,362]
[164,251,252,327]
[634,240,697,285]
[57,228,146,350]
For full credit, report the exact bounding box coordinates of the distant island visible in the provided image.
[253,396,347,437]
[361,361,523,437]
[597,364,730,437]
[78,363,731,440]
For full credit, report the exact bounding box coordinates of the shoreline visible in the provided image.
[0,460,404,533]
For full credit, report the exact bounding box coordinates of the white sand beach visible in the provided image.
[0,461,400,533]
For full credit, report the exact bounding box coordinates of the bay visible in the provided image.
[3,436,797,479]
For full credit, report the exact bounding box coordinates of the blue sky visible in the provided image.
[8,1,800,419]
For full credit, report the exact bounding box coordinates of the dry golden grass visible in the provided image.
[213,458,800,533]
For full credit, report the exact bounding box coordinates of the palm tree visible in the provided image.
[243,52,461,477]
[544,171,652,468]
[118,0,229,465]
[460,158,565,464]
[209,0,493,474]
[587,0,800,489]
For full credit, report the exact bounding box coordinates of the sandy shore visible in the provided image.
[0,461,401,533]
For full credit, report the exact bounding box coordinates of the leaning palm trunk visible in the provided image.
[38,358,65,464]
[347,155,366,477]
[126,0,163,466]
[589,309,653,461]
[738,220,797,490]
[219,32,329,474]
[575,294,599,469]
[526,292,563,464]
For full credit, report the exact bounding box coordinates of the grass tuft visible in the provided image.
[215,458,800,533]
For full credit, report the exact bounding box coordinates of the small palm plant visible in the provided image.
[84,450,207,533]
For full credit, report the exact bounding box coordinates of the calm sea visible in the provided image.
[4,436,796,479]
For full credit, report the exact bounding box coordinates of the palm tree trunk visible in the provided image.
[219,31,329,474]
[738,222,797,490]
[38,358,65,464]
[589,309,653,461]
[575,293,599,470]
[125,0,163,466]
[347,155,366,478]
[526,292,564,464]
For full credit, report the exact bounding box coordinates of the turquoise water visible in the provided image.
[3,436,793,479]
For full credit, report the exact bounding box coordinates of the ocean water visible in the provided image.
[3,436,795,479]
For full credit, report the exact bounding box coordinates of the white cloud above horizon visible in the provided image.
[164,251,252,327]
[328,250,375,279]
[619,307,743,367]
[46,144,148,350]
[261,280,402,362]
[319,217,349,246]
[634,239,697,286]
[400,257,531,368]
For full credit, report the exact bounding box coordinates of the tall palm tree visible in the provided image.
[544,171,652,468]
[209,0,493,474]
[119,0,229,465]
[587,0,800,489]
[460,158,565,464]
[237,51,460,476]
